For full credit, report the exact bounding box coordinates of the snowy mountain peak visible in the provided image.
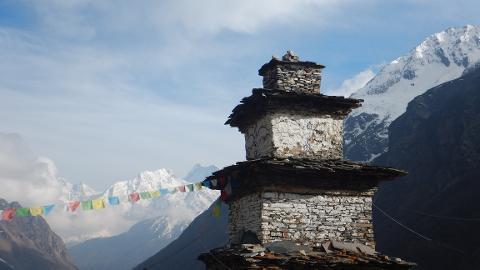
[345,25,480,162]
[104,168,186,197]
[183,164,218,183]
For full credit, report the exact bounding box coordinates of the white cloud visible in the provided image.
[328,68,375,97]
[0,133,64,205]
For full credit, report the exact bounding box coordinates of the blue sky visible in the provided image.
[1,0,479,190]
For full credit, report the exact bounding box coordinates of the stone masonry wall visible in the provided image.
[244,111,343,160]
[259,191,375,247]
[262,65,321,94]
[229,193,262,244]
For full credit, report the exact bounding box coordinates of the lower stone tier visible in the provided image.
[229,191,375,247]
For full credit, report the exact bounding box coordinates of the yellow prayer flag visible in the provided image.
[150,191,160,198]
[30,207,44,216]
[92,198,105,209]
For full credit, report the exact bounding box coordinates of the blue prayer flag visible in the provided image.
[160,189,169,195]
[108,196,120,205]
[202,180,211,188]
[43,205,55,215]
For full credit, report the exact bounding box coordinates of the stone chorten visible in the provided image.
[199,52,415,269]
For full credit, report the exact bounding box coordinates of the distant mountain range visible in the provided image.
[374,65,480,269]
[0,199,77,270]
[345,25,480,162]
[69,164,219,270]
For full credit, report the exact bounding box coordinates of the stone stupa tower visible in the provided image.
[200,51,415,269]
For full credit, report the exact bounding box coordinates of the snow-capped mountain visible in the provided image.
[345,25,480,161]
[184,164,218,183]
[69,164,219,270]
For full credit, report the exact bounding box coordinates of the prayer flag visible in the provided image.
[68,201,81,212]
[81,200,93,210]
[16,208,30,217]
[150,191,160,198]
[129,193,140,202]
[140,192,152,200]
[2,208,15,221]
[92,198,105,209]
[221,182,232,201]
[194,182,203,190]
[212,200,221,217]
[187,184,194,192]
[43,205,55,215]
[160,189,169,195]
[30,207,44,216]
[202,180,211,188]
[178,186,186,192]
[210,179,218,188]
[108,196,120,205]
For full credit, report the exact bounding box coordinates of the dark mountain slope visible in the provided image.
[373,68,480,269]
[134,202,228,270]
[0,199,78,270]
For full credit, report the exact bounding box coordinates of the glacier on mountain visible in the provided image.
[345,25,480,161]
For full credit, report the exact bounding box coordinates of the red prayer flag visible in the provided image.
[2,208,16,221]
[129,193,140,202]
[178,186,186,192]
[68,201,80,212]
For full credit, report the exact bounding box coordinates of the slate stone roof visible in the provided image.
[208,158,406,184]
[226,89,363,131]
[199,240,416,270]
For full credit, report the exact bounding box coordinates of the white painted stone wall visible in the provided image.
[244,111,344,160]
[229,191,375,247]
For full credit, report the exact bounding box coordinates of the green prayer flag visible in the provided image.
[212,200,221,217]
[81,200,93,210]
[187,184,194,192]
[16,207,30,217]
[140,191,152,200]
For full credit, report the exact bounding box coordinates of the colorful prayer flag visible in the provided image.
[178,186,186,192]
[212,200,221,217]
[30,207,44,216]
[81,200,93,210]
[43,205,55,215]
[108,196,120,205]
[187,184,194,192]
[150,191,160,198]
[129,193,140,202]
[194,182,203,190]
[140,192,152,200]
[16,208,30,217]
[202,180,211,188]
[2,208,15,221]
[160,189,169,195]
[92,198,105,209]
[68,201,81,212]
[210,179,218,188]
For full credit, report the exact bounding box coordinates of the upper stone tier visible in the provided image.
[259,51,325,94]
[228,52,362,160]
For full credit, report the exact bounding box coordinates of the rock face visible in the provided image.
[345,25,480,162]
[229,191,375,247]
[373,67,480,269]
[0,199,77,270]
[133,202,229,270]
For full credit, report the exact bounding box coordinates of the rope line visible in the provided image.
[373,202,466,255]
